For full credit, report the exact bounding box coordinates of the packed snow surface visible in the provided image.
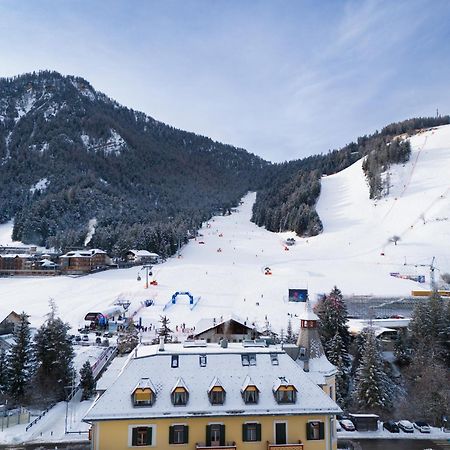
[0,125,449,333]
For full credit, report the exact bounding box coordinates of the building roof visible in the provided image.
[171,377,189,393]
[84,343,340,422]
[299,300,319,322]
[241,375,259,392]
[61,249,107,258]
[128,250,160,258]
[194,314,259,336]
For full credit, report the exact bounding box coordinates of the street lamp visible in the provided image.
[137,265,153,289]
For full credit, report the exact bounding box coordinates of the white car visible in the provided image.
[413,421,431,433]
[398,420,414,433]
[339,419,355,431]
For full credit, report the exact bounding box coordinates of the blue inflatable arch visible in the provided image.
[171,291,194,305]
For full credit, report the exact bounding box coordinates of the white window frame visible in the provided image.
[128,424,156,448]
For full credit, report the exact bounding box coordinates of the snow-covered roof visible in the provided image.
[272,377,297,392]
[0,253,31,258]
[299,300,319,321]
[84,344,340,422]
[207,376,224,393]
[296,355,337,385]
[347,320,398,337]
[133,378,156,393]
[61,249,107,258]
[40,259,57,267]
[128,250,159,258]
[171,377,189,393]
[195,314,258,336]
[241,375,259,392]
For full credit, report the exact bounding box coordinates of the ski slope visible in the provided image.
[0,125,449,333]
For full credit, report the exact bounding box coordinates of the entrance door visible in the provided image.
[210,424,221,446]
[275,422,287,444]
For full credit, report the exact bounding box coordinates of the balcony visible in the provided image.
[196,443,236,450]
[267,442,304,450]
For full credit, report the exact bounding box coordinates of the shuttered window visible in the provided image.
[242,422,261,442]
[169,425,189,444]
[131,426,153,446]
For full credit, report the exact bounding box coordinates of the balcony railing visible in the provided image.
[196,443,237,450]
[267,442,304,450]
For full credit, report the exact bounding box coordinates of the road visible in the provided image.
[0,442,89,450]
[341,438,450,450]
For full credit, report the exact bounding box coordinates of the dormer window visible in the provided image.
[242,387,259,404]
[171,378,189,406]
[241,354,256,366]
[172,388,188,405]
[273,378,297,404]
[241,375,259,404]
[210,388,225,405]
[208,377,225,405]
[132,378,156,406]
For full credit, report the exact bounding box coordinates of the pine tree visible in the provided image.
[0,349,8,394]
[316,286,351,350]
[8,312,33,402]
[117,320,139,354]
[353,327,396,411]
[327,332,350,407]
[394,328,411,366]
[409,293,446,360]
[286,318,295,344]
[158,315,173,343]
[34,304,75,401]
[315,286,351,403]
[79,361,96,400]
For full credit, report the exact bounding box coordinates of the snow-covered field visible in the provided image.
[0,125,449,335]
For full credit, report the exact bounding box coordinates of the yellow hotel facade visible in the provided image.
[84,312,340,450]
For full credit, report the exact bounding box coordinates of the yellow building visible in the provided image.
[84,337,340,450]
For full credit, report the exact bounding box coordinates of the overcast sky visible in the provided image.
[1,0,449,162]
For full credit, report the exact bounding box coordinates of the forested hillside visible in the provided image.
[1,71,448,254]
[0,72,267,256]
[252,115,450,236]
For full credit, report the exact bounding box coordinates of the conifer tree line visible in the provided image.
[1,72,449,254]
[314,287,450,423]
[252,115,450,236]
[0,303,96,407]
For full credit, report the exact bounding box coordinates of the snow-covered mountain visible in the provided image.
[0,71,267,252]
[0,125,448,332]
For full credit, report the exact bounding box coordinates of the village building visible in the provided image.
[0,311,22,336]
[84,338,341,450]
[193,316,261,343]
[284,303,337,401]
[126,250,160,265]
[59,249,111,274]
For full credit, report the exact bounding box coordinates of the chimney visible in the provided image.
[159,336,165,352]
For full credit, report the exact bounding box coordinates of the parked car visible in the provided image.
[82,335,89,342]
[103,332,113,338]
[339,419,355,431]
[413,421,431,433]
[398,420,414,433]
[95,337,102,345]
[75,335,82,342]
[383,420,400,433]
